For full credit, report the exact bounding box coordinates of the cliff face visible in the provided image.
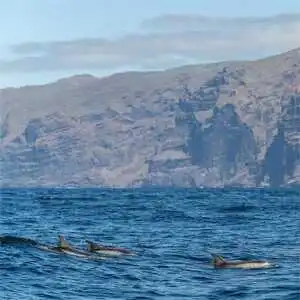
[1,48,300,187]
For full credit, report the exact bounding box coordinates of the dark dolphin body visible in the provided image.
[211,253,273,269]
[0,235,39,246]
[0,234,61,254]
[0,235,100,259]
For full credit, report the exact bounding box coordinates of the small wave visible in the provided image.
[218,204,258,213]
[151,209,195,222]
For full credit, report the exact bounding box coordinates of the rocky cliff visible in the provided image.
[1,48,300,187]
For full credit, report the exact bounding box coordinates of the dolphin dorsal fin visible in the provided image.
[58,235,71,249]
[86,240,106,251]
[86,240,98,251]
[211,253,226,266]
[86,240,93,251]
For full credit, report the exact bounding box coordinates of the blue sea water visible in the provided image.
[0,188,299,300]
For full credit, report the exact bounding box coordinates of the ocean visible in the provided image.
[0,188,299,299]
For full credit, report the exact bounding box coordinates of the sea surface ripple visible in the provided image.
[0,188,299,299]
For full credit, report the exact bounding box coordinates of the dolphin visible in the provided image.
[0,234,106,260]
[211,253,273,269]
[86,240,135,257]
[0,235,38,246]
[0,234,64,255]
[45,235,93,258]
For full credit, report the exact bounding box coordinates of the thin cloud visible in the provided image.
[141,13,300,32]
[1,13,300,73]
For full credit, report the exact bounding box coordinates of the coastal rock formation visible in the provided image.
[1,48,300,187]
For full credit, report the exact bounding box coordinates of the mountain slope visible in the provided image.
[1,48,300,187]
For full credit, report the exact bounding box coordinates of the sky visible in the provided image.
[0,0,300,88]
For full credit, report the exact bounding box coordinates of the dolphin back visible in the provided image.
[210,253,275,269]
[0,235,38,246]
[85,240,134,255]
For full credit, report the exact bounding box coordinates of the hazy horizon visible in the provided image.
[1,0,300,88]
